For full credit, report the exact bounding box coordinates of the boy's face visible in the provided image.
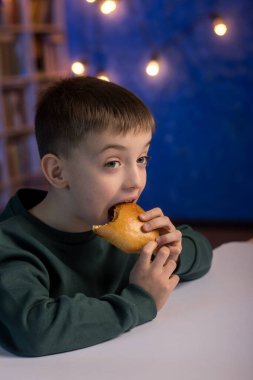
[61,129,152,232]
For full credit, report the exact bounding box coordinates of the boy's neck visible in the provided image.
[29,189,90,233]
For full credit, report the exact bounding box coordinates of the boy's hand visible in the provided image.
[130,241,179,311]
[139,207,182,263]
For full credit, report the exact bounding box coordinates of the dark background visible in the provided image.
[65,0,253,224]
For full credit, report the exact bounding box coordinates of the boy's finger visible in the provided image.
[156,230,182,245]
[138,241,158,266]
[168,252,181,262]
[152,246,171,267]
[169,274,180,290]
[164,259,177,277]
[142,216,175,232]
[139,207,163,221]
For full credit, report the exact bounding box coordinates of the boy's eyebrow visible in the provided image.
[98,141,151,154]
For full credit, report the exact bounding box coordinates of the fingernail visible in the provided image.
[156,236,161,244]
[143,223,150,231]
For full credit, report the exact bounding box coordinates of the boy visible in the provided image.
[0,77,212,357]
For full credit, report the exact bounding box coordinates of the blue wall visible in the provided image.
[65,0,253,221]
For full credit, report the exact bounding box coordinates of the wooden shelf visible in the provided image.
[0,124,34,139]
[0,0,69,207]
[0,24,65,33]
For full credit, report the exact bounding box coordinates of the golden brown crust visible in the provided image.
[93,203,159,253]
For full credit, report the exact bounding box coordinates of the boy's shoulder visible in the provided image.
[0,207,35,245]
[0,188,46,221]
[0,189,48,244]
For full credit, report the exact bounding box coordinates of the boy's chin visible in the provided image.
[92,215,109,229]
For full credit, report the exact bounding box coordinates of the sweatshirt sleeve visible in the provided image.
[0,250,156,357]
[175,225,213,281]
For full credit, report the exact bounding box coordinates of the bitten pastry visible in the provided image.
[93,203,159,253]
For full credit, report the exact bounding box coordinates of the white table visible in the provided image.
[1,241,253,380]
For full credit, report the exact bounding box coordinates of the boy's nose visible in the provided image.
[123,166,143,190]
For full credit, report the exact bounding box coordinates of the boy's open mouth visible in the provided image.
[108,205,117,222]
[107,200,135,223]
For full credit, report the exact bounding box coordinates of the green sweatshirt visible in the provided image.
[0,189,212,357]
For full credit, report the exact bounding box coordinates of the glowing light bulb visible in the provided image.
[213,18,227,36]
[71,61,86,76]
[86,0,96,3]
[97,72,110,81]
[146,59,160,77]
[100,0,117,15]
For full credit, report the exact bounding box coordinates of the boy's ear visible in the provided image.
[41,154,69,189]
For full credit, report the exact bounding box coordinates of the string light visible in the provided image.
[86,0,96,3]
[145,58,160,77]
[80,5,230,81]
[213,17,228,36]
[71,61,86,76]
[96,71,110,81]
[100,0,117,15]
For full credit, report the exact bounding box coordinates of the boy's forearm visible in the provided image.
[175,225,213,281]
[0,260,156,357]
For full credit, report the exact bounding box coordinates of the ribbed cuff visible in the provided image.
[121,284,157,326]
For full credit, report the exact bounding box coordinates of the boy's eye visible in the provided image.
[104,160,121,168]
[137,155,151,165]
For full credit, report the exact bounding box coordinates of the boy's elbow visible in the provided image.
[20,341,51,357]
[1,321,57,357]
[4,334,52,357]
[177,230,213,282]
